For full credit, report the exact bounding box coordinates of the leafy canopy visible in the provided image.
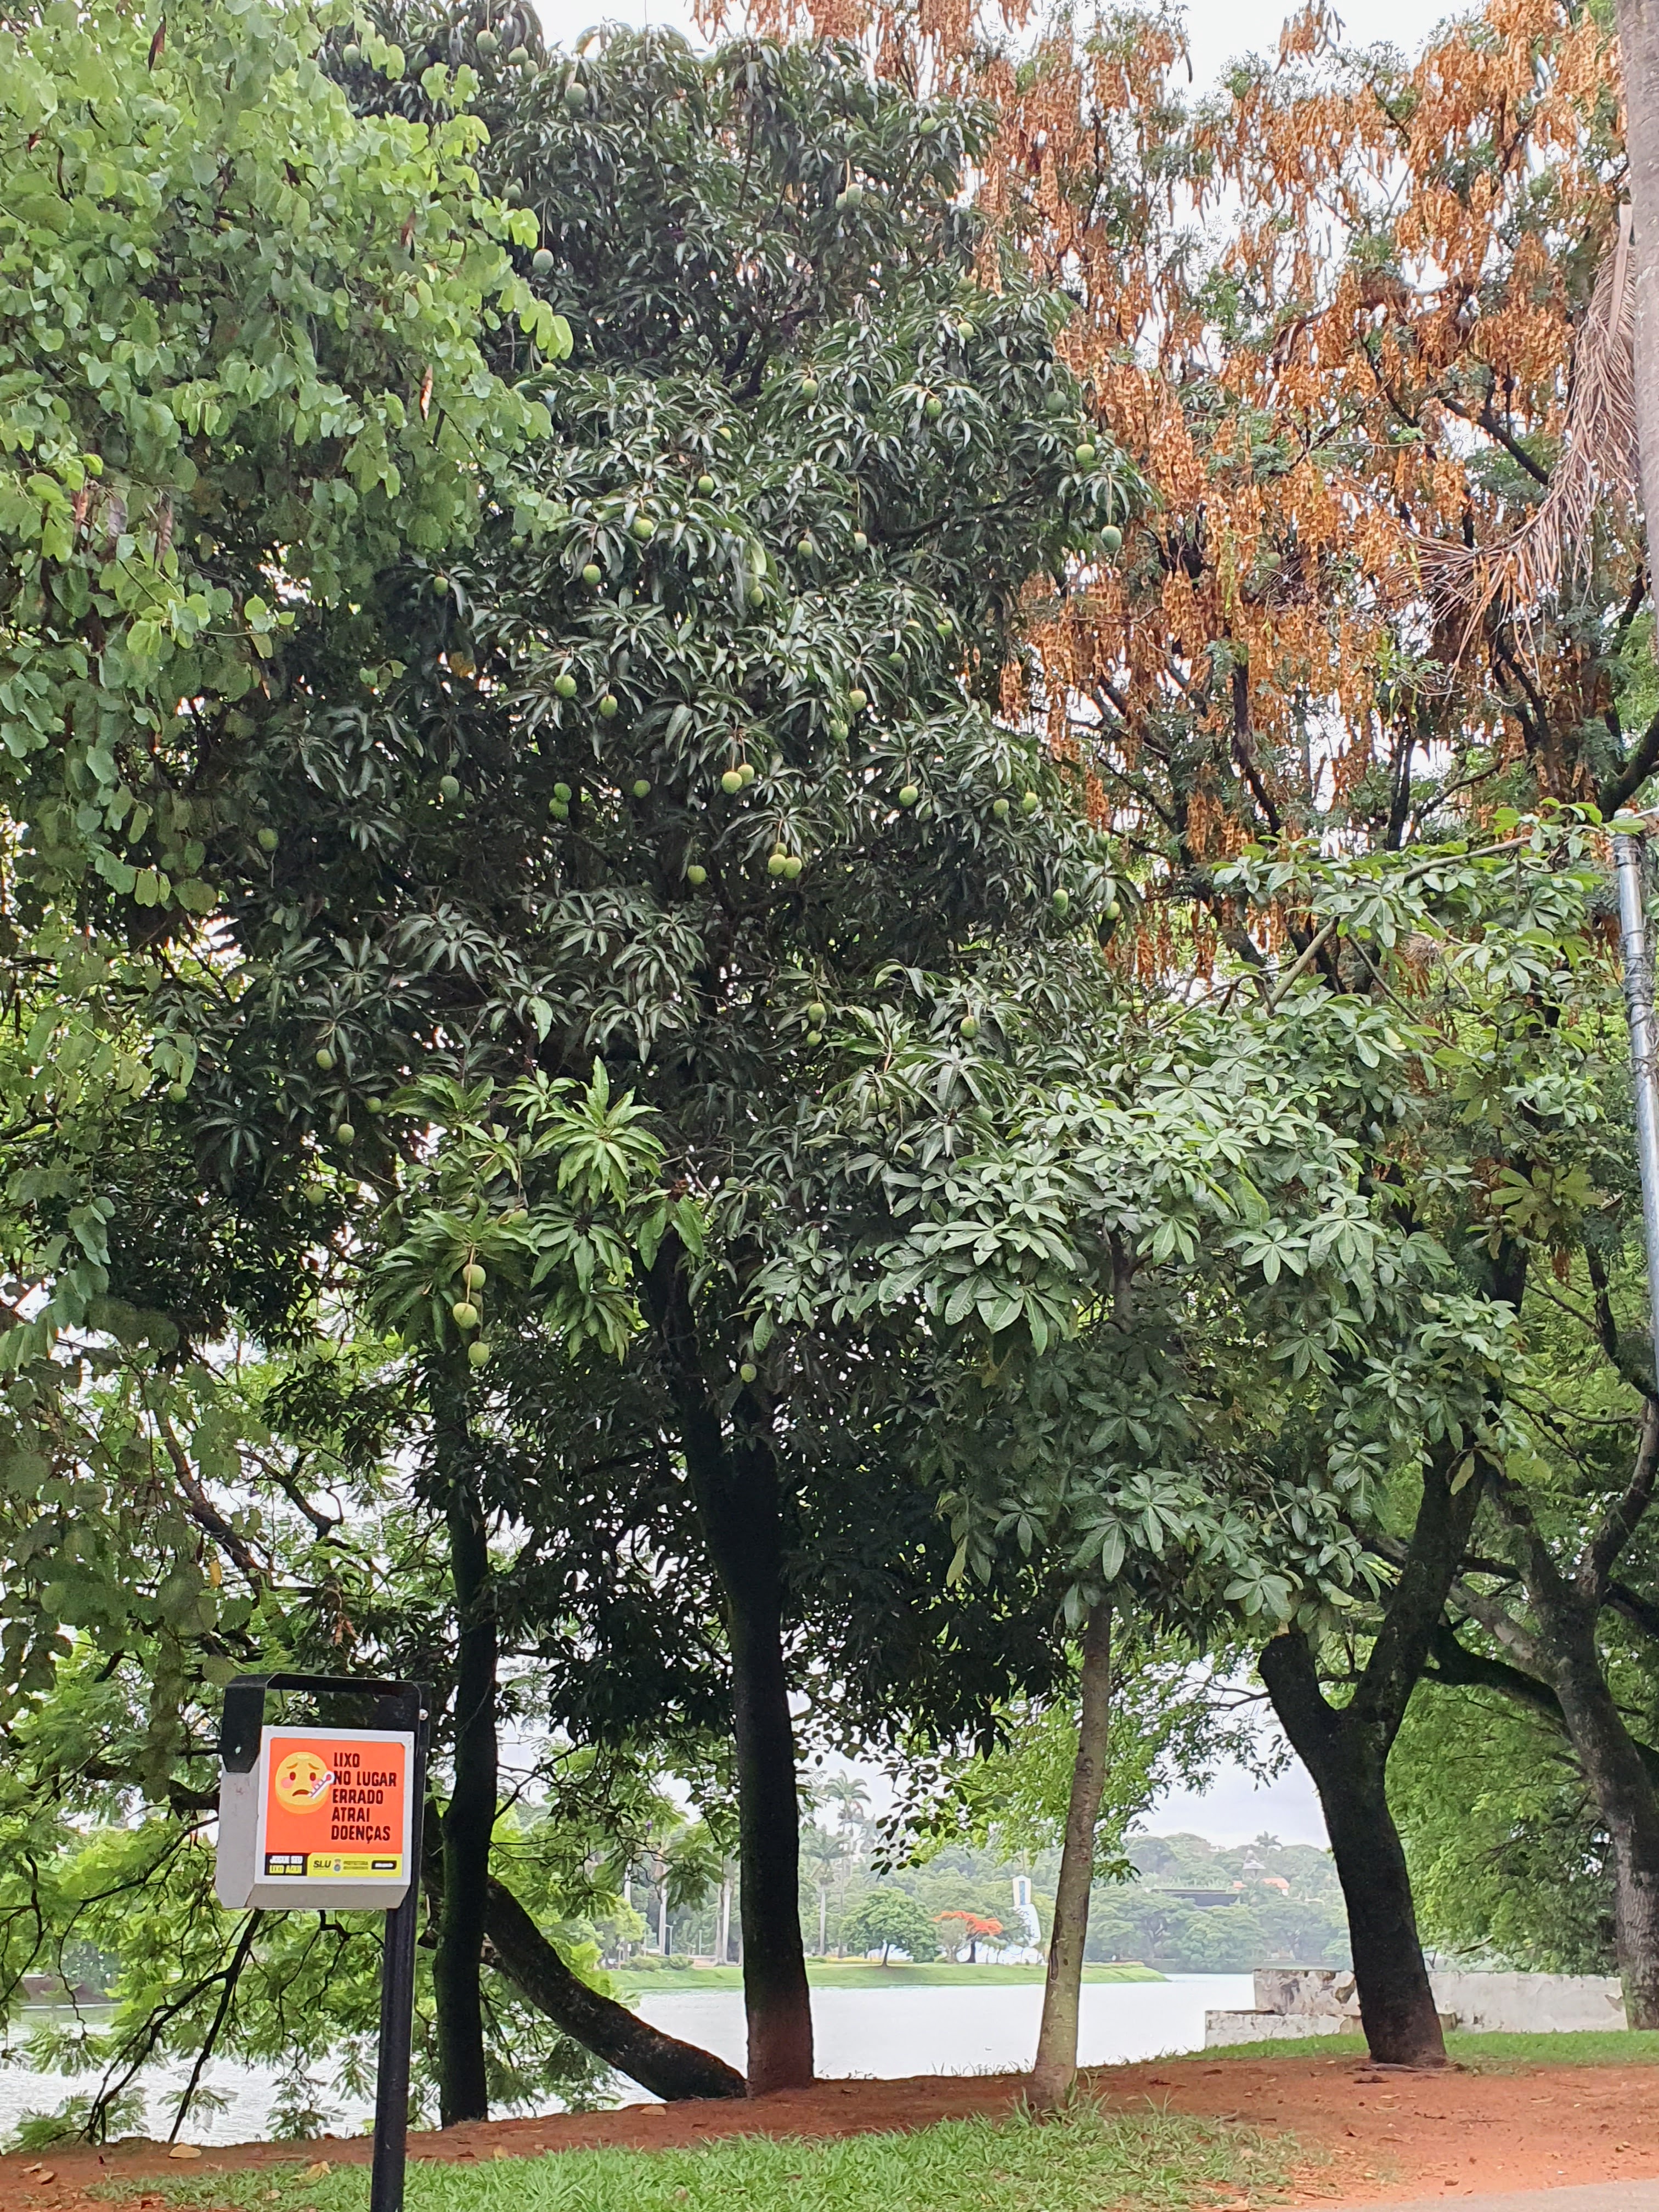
[0,0,568,929]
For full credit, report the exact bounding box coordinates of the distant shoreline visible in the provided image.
[613,1962,1166,1991]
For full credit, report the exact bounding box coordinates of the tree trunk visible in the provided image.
[1256,1426,1493,2067]
[433,1455,495,2125]
[1262,1629,1444,2065]
[644,1246,813,2092]
[1550,1614,1659,2024]
[712,1441,809,2087]
[1030,1602,1113,2109]
[1618,0,1659,560]
[1477,1429,1659,2030]
[817,1885,827,1956]
[719,1876,731,1966]
[1452,1621,1659,2024]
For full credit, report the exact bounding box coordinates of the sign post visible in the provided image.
[216,1675,430,2212]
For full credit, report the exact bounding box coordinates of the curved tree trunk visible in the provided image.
[482,1874,749,2098]
[1473,1409,1659,2027]
[1030,1602,1113,2111]
[1553,1617,1659,2025]
[422,1810,747,2100]
[1261,1629,1444,2066]
[1257,1430,1491,2067]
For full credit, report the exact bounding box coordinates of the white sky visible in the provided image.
[827,1727,1333,1850]
[1144,1753,1329,1847]
[533,0,1466,88]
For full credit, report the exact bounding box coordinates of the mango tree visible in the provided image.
[161,13,1137,2100]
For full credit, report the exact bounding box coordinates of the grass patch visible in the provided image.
[615,1962,1163,1992]
[147,2105,1293,2212]
[1194,2028,1659,2068]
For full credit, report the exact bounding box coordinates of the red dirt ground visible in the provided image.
[1,2052,1655,2212]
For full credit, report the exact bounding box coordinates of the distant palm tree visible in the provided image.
[800,1824,847,1955]
[822,1774,870,1837]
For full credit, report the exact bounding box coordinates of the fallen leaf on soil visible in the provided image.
[167,2147,202,2162]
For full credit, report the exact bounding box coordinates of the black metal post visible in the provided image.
[371,1689,430,2212]
[221,1674,430,2212]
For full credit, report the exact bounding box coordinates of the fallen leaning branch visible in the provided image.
[425,1841,746,2101]
[482,1876,746,2100]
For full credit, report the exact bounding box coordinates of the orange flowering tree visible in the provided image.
[714,0,1639,894]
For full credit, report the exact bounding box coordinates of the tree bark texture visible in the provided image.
[644,1246,814,2092]
[1259,1438,1486,2066]
[1550,1602,1659,2025]
[1618,0,1659,561]
[1030,1602,1113,2109]
[1261,1628,1446,2066]
[433,1451,495,2125]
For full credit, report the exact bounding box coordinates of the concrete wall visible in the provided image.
[1204,1967,1627,2049]
[1430,1972,1626,2033]
[1205,2010,1346,2044]
[1254,1968,1358,2017]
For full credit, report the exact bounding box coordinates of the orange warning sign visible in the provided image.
[259,1729,409,1884]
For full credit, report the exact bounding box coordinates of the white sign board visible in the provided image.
[216,1724,415,1911]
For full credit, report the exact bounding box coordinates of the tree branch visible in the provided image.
[1602,704,1659,819]
[422,1805,744,2101]
[157,1420,268,1587]
[1579,1398,1659,1600]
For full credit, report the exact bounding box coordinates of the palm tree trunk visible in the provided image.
[1030,1602,1113,2110]
[1618,0,1659,557]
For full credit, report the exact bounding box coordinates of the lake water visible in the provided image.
[628,1973,1255,2092]
[0,1975,1254,2147]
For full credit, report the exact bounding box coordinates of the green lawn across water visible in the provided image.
[148,2106,1290,2212]
[612,1961,1163,1991]
[1197,2027,1659,2067]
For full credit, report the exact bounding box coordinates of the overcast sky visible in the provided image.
[531,0,1468,87]
[1144,1747,1328,1847]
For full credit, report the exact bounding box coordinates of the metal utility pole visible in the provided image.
[1613,825,1659,1389]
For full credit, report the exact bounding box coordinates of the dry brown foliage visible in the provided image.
[703,0,1646,962]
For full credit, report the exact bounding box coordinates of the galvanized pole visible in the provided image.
[1613,827,1659,1389]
